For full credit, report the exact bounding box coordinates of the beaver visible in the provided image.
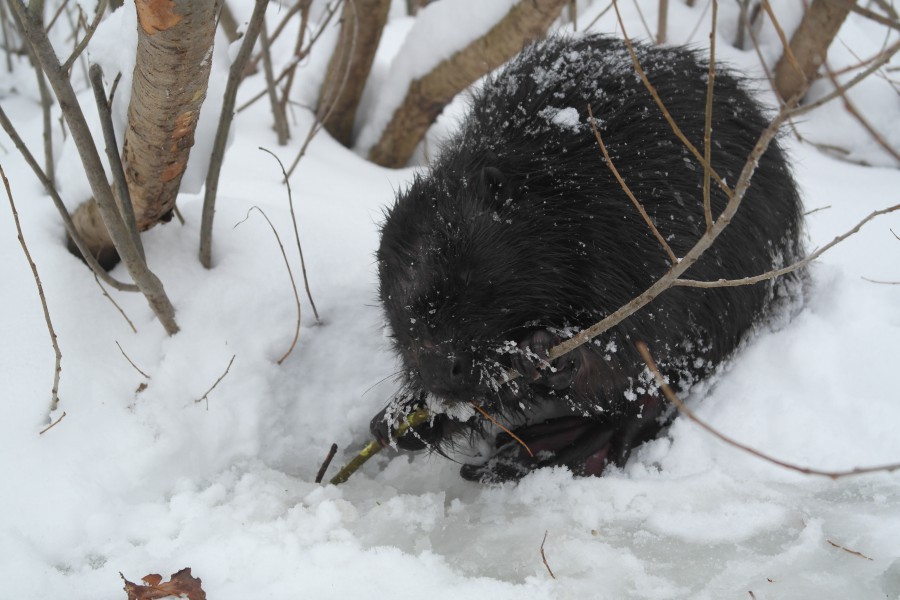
[370,35,803,483]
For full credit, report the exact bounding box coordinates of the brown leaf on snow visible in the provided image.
[121,568,206,600]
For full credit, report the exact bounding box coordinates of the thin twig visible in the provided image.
[761,0,804,83]
[611,0,734,200]
[277,0,312,121]
[200,0,268,269]
[61,0,105,74]
[674,203,900,288]
[823,60,900,164]
[636,341,900,479]
[842,0,900,32]
[45,0,69,32]
[235,205,302,364]
[115,341,149,378]
[259,147,320,322]
[861,276,899,285]
[587,106,676,265]
[88,63,144,260]
[547,104,795,364]
[94,273,137,332]
[804,204,831,216]
[470,401,534,457]
[107,71,122,107]
[583,1,614,32]
[194,355,236,407]
[316,443,339,483]
[8,4,57,186]
[541,531,557,579]
[2,162,62,415]
[826,539,874,561]
[788,39,900,118]
[702,0,717,232]
[238,1,341,114]
[631,0,652,40]
[259,20,290,145]
[39,411,66,434]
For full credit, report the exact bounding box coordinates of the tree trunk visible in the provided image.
[774,0,856,101]
[72,0,221,264]
[318,0,391,147]
[368,0,569,169]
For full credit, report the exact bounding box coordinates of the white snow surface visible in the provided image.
[1,2,899,599]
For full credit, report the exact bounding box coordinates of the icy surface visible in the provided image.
[1,2,899,599]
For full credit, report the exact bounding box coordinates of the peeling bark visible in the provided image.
[72,0,221,262]
[368,0,568,168]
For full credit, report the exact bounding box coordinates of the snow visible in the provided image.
[1,1,899,599]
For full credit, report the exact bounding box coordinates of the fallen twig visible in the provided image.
[541,531,557,579]
[194,355,236,408]
[39,411,67,435]
[316,443,339,483]
[827,539,874,561]
[115,341,149,379]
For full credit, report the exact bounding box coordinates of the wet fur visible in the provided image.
[373,35,804,478]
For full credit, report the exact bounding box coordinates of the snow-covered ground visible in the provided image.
[1,1,899,598]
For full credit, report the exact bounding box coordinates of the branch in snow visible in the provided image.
[636,341,900,480]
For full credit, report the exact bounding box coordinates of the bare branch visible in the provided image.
[547,102,794,364]
[840,0,900,32]
[61,0,105,74]
[115,341,149,378]
[235,206,302,365]
[1,162,62,415]
[676,204,900,288]
[787,39,900,117]
[195,355,236,408]
[471,401,534,457]
[827,539,874,560]
[94,274,137,332]
[823,60,900,164]
[702,0,718,232]
[259,147,320,322]
[636,341,900,479]
[587,106,677,265]
[39,411,66,434]
[88,63,144,261]
[762,0,805,83]
[200,0,268,269]
[259,20,290,145]
[541,531,557,579]
[611,0,734,200]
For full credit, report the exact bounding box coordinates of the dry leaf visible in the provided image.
[121,568,206,600]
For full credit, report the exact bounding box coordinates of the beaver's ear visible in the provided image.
[476,165,511,201]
